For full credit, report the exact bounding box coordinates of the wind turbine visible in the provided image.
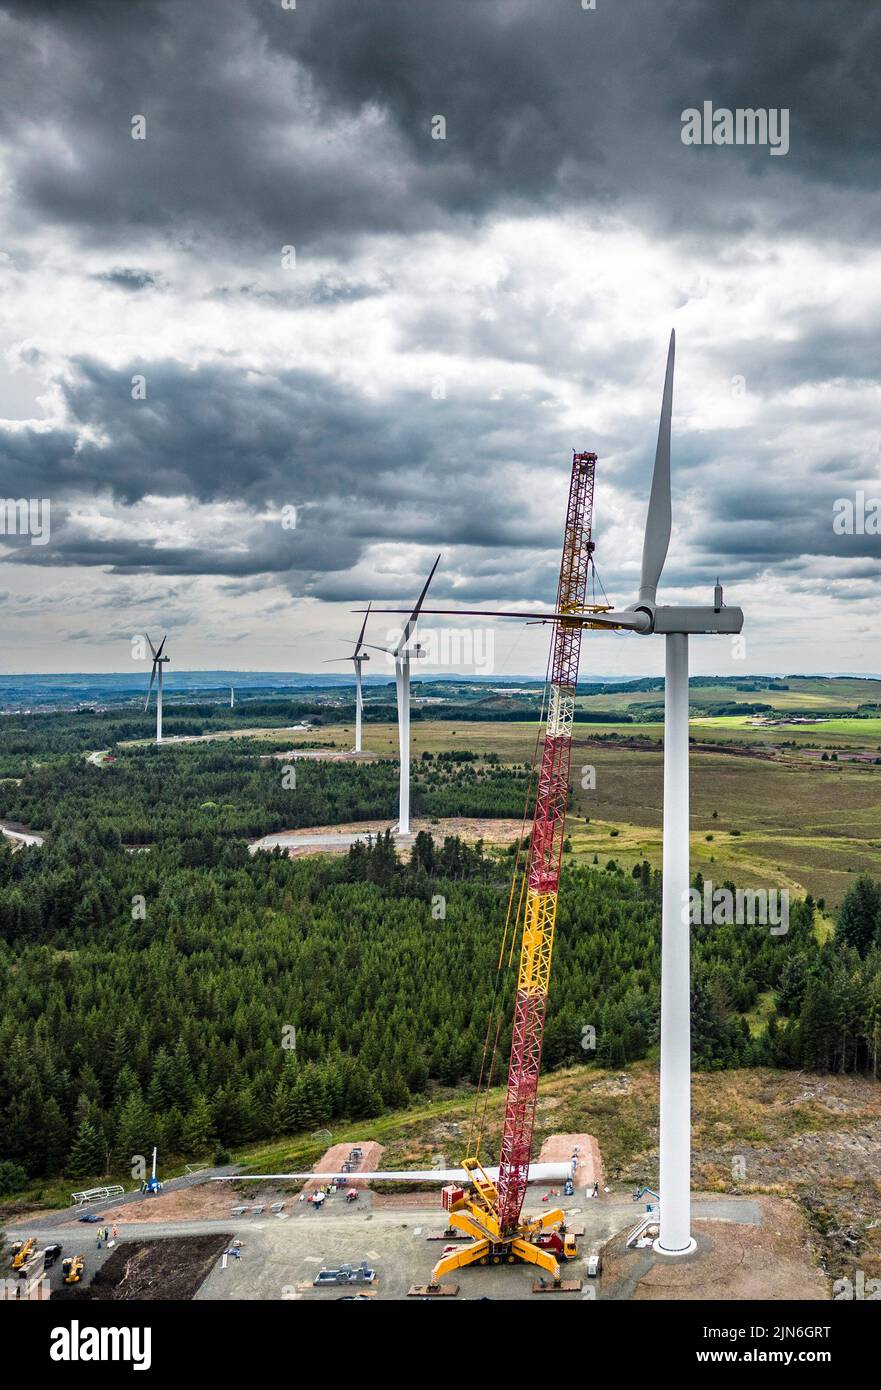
[623,331,744,1255]
[144,634,170,744]
[324,603,372,753]
[366,334,743,1254]
[363,558,440,834]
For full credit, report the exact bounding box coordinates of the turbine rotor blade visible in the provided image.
[394,554,440,658]
[361,605,650,631]
[155,635,167,661]
[354,600,371,656]
[638,329,675,606]
[145,660,158,710]
[145,632,157,660]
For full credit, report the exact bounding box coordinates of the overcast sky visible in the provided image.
[1,0,879,679]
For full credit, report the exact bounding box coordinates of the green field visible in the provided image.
[784,717,881,736]
[272,716,881,907]
[6,673,881,909]
[575,674,881,715]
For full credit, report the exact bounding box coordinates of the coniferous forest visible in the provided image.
[0,744,529,843]
[1,736,881,1192]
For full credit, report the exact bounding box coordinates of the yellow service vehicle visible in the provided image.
[61,1254,85,1284]
[11,1238,35,1270]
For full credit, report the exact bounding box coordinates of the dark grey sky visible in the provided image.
[1,0,879,674]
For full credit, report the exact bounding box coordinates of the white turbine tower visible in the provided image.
[366,334,743,1253]
[144,634,170,744]
[625,331,744,1255]
[364,557,439,834]
[324,603,372,754]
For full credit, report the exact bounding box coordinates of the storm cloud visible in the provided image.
[0,0,879,673]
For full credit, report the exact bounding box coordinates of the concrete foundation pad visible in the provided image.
[600,1196,827,1301]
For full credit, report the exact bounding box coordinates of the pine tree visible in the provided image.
[67,1118,104,1179]
[114,1090,155,1172]
[838,876,881,957]
[181,1092,214,1154]
[40,1097,70,1178]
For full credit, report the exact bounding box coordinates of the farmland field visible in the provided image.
[268,715,881,906]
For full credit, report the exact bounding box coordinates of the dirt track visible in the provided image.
[304,1140,384,1190]
[93,1185,240,1226]
[538,1132,603,1189]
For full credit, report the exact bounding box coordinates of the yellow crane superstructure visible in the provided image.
[11,1238,35,1270]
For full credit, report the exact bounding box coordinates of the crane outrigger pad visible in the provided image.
[532,1278,582,1294]
[408,1283,459,1297]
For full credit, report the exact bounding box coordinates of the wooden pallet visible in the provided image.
[532,1279,583,1294]
[408,1283,459,1297]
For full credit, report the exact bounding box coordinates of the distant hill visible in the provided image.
[2,670,880,714]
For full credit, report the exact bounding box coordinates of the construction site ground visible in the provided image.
[7,1183,828,1302]
[249,817,525,855]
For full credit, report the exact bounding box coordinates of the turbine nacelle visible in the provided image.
[144,633,170,712]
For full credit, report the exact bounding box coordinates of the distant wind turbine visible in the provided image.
[367,335,743,1253]
[324,603,372,753]
[362,558,439,834]
[144,634,170,744]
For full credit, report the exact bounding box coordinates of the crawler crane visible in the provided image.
[432,451,607,1284]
